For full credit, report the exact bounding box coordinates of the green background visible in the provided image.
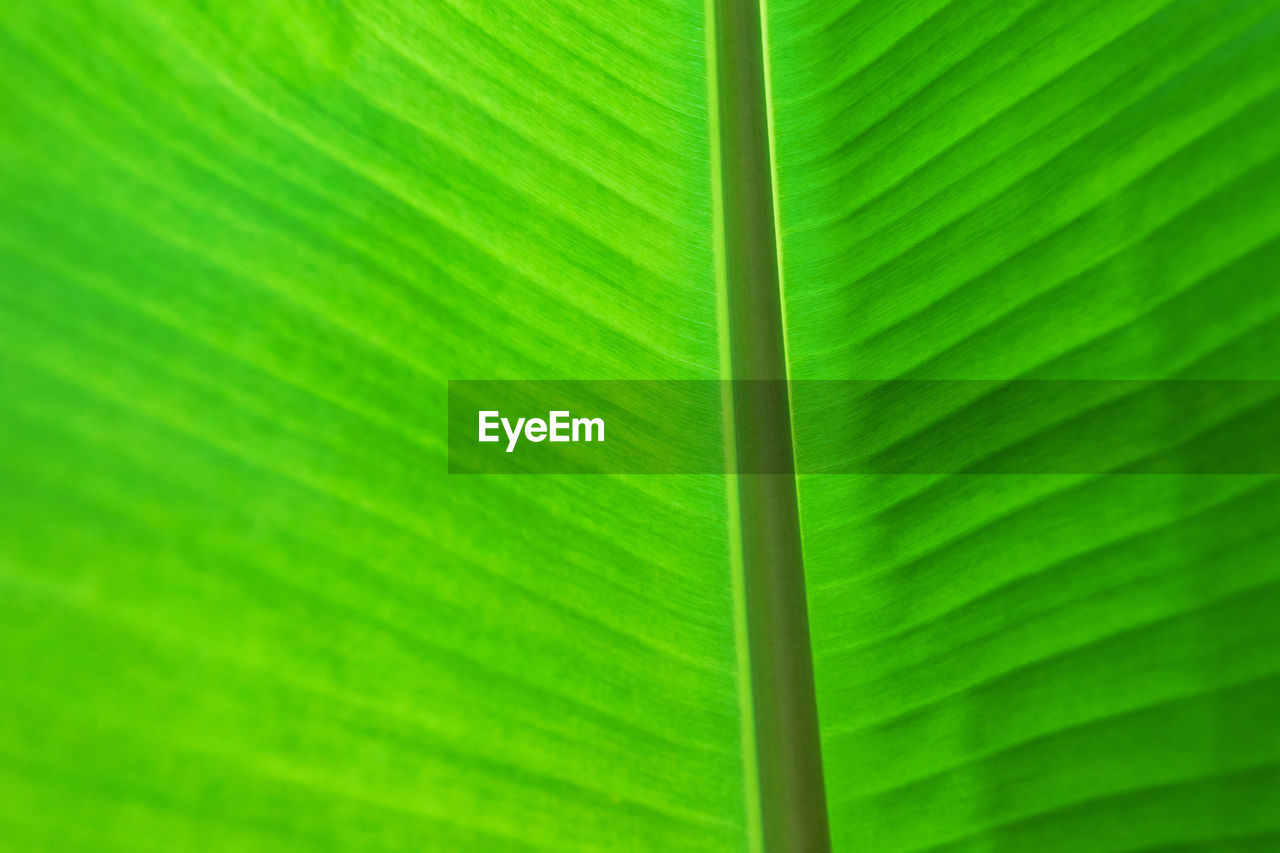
[2,0,1278,849]
[768,0,1280,847]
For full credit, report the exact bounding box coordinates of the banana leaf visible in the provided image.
[1,0,1277,850]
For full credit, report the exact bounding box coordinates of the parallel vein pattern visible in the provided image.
[0,2,749,849]
[767,0,1280,849]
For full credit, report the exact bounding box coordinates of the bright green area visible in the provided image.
[0,1,750,849]
[5,0,1280,850]
[767,0,1280,849]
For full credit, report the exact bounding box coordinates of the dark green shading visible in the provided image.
[712,0,831,847]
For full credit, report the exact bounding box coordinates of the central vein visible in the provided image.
[708,0,831,848]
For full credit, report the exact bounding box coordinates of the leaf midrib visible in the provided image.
[709,0,831,848]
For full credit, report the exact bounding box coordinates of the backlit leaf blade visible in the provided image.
[767,0,1280,849]
[0,1,752,849]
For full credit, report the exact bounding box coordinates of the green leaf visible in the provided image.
[0,1,752,849]
[3,0,1279,850]
[767,0,1280,849]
